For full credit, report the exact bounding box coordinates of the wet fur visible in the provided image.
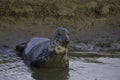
[16,27,70,68]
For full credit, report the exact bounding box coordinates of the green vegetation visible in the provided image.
[0,0,120,19]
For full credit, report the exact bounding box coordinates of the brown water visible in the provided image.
[0,54,120,80]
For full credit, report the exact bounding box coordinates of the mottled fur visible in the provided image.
[16,27,70,68]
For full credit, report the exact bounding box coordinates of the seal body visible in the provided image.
[16,27,70,68]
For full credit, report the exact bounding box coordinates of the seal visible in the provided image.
[16,27,70,68]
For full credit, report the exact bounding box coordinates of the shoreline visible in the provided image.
[0,46,120,58]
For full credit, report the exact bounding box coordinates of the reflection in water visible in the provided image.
[32,68,69,80]
[0,54,120,80]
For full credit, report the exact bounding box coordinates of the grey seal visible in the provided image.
[16,27,70,68]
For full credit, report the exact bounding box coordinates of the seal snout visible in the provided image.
[61,38,70,46]
[65,38,70,44]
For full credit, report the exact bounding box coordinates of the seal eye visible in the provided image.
[67,33,69,36]
[58,33,61,36]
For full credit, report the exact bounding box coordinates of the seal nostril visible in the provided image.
[66,39,70,43]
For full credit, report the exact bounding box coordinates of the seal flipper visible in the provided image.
[16,42,26,57]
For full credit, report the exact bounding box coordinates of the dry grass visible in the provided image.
[0,0,119,20]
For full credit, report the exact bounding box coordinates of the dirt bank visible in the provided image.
[0,0,120,49]
[0,15,120,48]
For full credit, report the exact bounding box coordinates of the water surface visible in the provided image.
[0,54,120,80]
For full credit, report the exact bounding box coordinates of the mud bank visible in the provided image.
[0,0,120,49]
[0,15,120,48]
[70,41,120,51]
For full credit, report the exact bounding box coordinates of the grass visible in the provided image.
[0,0,120,20]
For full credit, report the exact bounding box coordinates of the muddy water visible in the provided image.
[0,54,120,80]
